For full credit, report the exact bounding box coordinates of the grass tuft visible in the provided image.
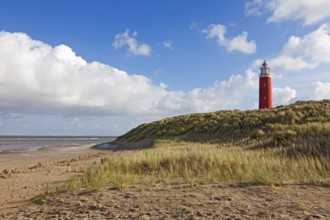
[61,140,330,191]
[55,100,330,192]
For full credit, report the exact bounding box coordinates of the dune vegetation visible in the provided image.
[62,100,330,191]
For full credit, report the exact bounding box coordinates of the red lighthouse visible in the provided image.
[259,60,272,109]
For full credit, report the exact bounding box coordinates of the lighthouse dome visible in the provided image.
[262,60,269,68]
[260,60,270,77]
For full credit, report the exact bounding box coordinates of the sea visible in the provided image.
[0,136,117,153]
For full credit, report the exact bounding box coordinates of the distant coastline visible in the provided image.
[0,136,117,153]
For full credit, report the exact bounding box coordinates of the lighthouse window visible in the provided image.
[264,97,266,100]
[264,84,266,86]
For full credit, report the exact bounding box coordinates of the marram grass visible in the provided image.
[117,100,330,144]
[61,140,330,192]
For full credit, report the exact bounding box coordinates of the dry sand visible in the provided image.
[0,145,125,210]
[0,146,329,219]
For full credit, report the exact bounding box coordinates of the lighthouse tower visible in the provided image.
[259,60,272,109]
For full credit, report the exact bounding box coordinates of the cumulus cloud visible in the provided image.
[266,24,330,72]
[269,55,317,72]
[0,31,263,118]
[0,31,161,116]
[113,29,151,56]
[248,24,330,105]
[158,69,259,112]
[245,0,330,25]
[306,81,330,100]
[272,87,297,106]
[283,24,330,63]
[203,24,256,54]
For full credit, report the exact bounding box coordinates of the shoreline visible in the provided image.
[0,142,114,154]
[0,143,108,172]
[0,143,126,211]
[0,135,117,153]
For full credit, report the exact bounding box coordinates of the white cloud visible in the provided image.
[245,0,264,16]
[0,31,159,116]
[269,55,317,72]
[159,69,259,112]
[306,81,330,100]
[245,0,330,25]
[113,29,151,56]
[266,24,330,72]
[272,87,297,106]
[248,24,330,105]
[4,30,323,121]
[163,41,174,50]
[283,24,330,63]
[0,31,263,119]
[227,32,257,54]
[203,24,256,54]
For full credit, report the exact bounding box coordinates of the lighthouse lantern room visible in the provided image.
[259,60,272,109]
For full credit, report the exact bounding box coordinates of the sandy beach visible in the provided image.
[0,145,125,211]
[0,145,329,219]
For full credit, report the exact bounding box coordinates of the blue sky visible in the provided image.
[0,0,330,135]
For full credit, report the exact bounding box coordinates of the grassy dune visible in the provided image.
[63,100,330,191]
[117,100,330,148]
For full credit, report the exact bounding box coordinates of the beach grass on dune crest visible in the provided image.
[61,140,330,192]
[117,100,330,145]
